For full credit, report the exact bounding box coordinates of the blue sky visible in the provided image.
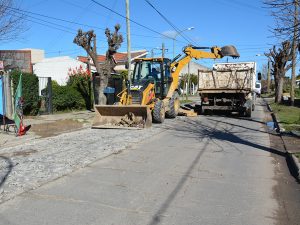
[1,0,276,71]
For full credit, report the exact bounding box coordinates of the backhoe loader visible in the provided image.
[92,45,239,128]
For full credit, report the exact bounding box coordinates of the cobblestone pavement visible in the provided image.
[0,111,164,203]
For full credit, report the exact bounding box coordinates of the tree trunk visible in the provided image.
[275,76,284,103]
[98,75,108,105]
[290,0,298,106]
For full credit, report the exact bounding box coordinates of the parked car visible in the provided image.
[254,82,261,97]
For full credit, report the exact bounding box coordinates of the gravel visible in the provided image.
[0,125,164,203]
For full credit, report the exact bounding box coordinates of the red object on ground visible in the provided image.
[18,122,26,136]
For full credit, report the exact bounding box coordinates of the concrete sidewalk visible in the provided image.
[264,98,300,179]
[0,110,95,148]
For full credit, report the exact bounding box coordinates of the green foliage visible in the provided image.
[271,101,300,132]
[52,81,85,112]
[180,73,198,87]
[119,70,128,80]
[67,66,93,110]
[295,88,300,98]
[11,70,39,115]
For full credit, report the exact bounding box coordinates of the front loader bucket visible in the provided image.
[92,105,152,129]
[221,45,240,58]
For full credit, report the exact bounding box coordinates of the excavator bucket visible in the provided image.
[221,45,240,58]
[92,105,152,129]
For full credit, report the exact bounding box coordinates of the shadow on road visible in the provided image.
[206,117,272,135]
[148,116,286,224]
[170,119,286,157]
[148,132,210,225]
[0,156,13,189]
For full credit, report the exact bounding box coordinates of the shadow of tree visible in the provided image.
[0,156,13,189]
[148,117,285,225]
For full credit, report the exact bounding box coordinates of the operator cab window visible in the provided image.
[134,61,162,81]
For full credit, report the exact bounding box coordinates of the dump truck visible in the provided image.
[92,45,240,128]
[197,62,257,117]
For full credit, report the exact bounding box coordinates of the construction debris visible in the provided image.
[116,112,145,128]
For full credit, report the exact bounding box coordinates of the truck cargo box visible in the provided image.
[198,62,256,92]
[197,62,257,117]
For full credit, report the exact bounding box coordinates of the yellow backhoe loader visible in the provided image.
[92,45,239,128]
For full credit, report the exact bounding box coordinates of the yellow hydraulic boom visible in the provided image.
[92,45,239,128]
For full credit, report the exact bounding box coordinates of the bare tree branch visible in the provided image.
[74,24,123,105]
[0,0,26,42]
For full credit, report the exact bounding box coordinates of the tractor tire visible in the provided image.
[245,104,252,117]
[166,92,180,118]
[152,100,165,123]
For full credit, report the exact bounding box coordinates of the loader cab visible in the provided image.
[132,58,172,98]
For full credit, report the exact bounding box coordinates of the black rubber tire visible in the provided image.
[245,104,252,117]
[166,92,180,118]
[152,100,165,123]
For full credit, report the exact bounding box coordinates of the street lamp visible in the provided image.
[173,26,194,58]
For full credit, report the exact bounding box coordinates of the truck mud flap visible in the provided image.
[92,105,152,129]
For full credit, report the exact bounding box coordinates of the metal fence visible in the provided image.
[38,76,53,114]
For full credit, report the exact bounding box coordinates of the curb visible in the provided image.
[265,99,282,133]
[264,98,300,180]
[288,153,300,180]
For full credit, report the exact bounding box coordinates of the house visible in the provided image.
[0,50,33,73]
[77,50,148,72]
[179,61,209,76]
[33,56,87,85]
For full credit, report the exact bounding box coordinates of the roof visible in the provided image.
[77,50,148,64]
[37,56,77,63]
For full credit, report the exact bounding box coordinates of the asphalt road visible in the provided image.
[0,99,299,225]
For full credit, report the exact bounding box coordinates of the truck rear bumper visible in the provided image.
[202,105,246,111]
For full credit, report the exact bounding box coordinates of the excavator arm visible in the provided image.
[166,45,239,98]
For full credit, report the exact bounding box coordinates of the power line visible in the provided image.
[24,17,75,34]
[144,0,197,45]
[8,5,165,40]
[8,6,106,31]
[90,0,186,42]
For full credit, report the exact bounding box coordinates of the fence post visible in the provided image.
[3,73,13,118]
[47,77,53,114]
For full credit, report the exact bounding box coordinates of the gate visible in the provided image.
[38,77,53,114]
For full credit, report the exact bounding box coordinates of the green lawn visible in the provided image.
[270,102,300,131]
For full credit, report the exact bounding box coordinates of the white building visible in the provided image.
[21,48,45,64]
[180,61,209,76]
[33,56,86,85]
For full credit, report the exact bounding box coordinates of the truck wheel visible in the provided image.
[153,100,165,123]
[166,92,180,118]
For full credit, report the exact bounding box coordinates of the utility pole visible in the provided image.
[186,62,190,101]
[161,43,165,99]
[126,0,131,86]
[291,0,298,106]
[267,59,271,93]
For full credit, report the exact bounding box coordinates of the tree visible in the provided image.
[73,24,123,105]
[264,0,299,105]
[265,41,293,103]
[0,0,25,42]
